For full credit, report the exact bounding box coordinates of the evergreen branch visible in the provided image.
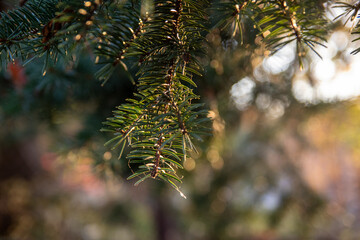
[112,16,146,66]
[334,1,360,54]
[257,0,328,68]
[0,0,61,66]
[333,1,360,24]
[212,0,260,44]
[0,0,140,76]
[93,1,143,83]
[104,0,210,196]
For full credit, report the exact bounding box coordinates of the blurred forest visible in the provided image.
[2,0,360,240]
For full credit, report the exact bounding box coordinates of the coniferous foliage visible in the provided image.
[102,0,210,195]
[0,0,358,194]
[334,1,360,54]
[0,0,60,66]
[212,0,328,67]
[257,0,328,67]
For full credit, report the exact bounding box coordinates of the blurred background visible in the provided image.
[2,1,360,240]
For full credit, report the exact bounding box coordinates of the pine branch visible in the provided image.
[0,0,61,66]
[212,0,328,68]
[212,0,260,44]
[103,0,210,196]
[0,0,140,78]
[257,0,328,68]
[94,1,144,84]
[334,1,360,54]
